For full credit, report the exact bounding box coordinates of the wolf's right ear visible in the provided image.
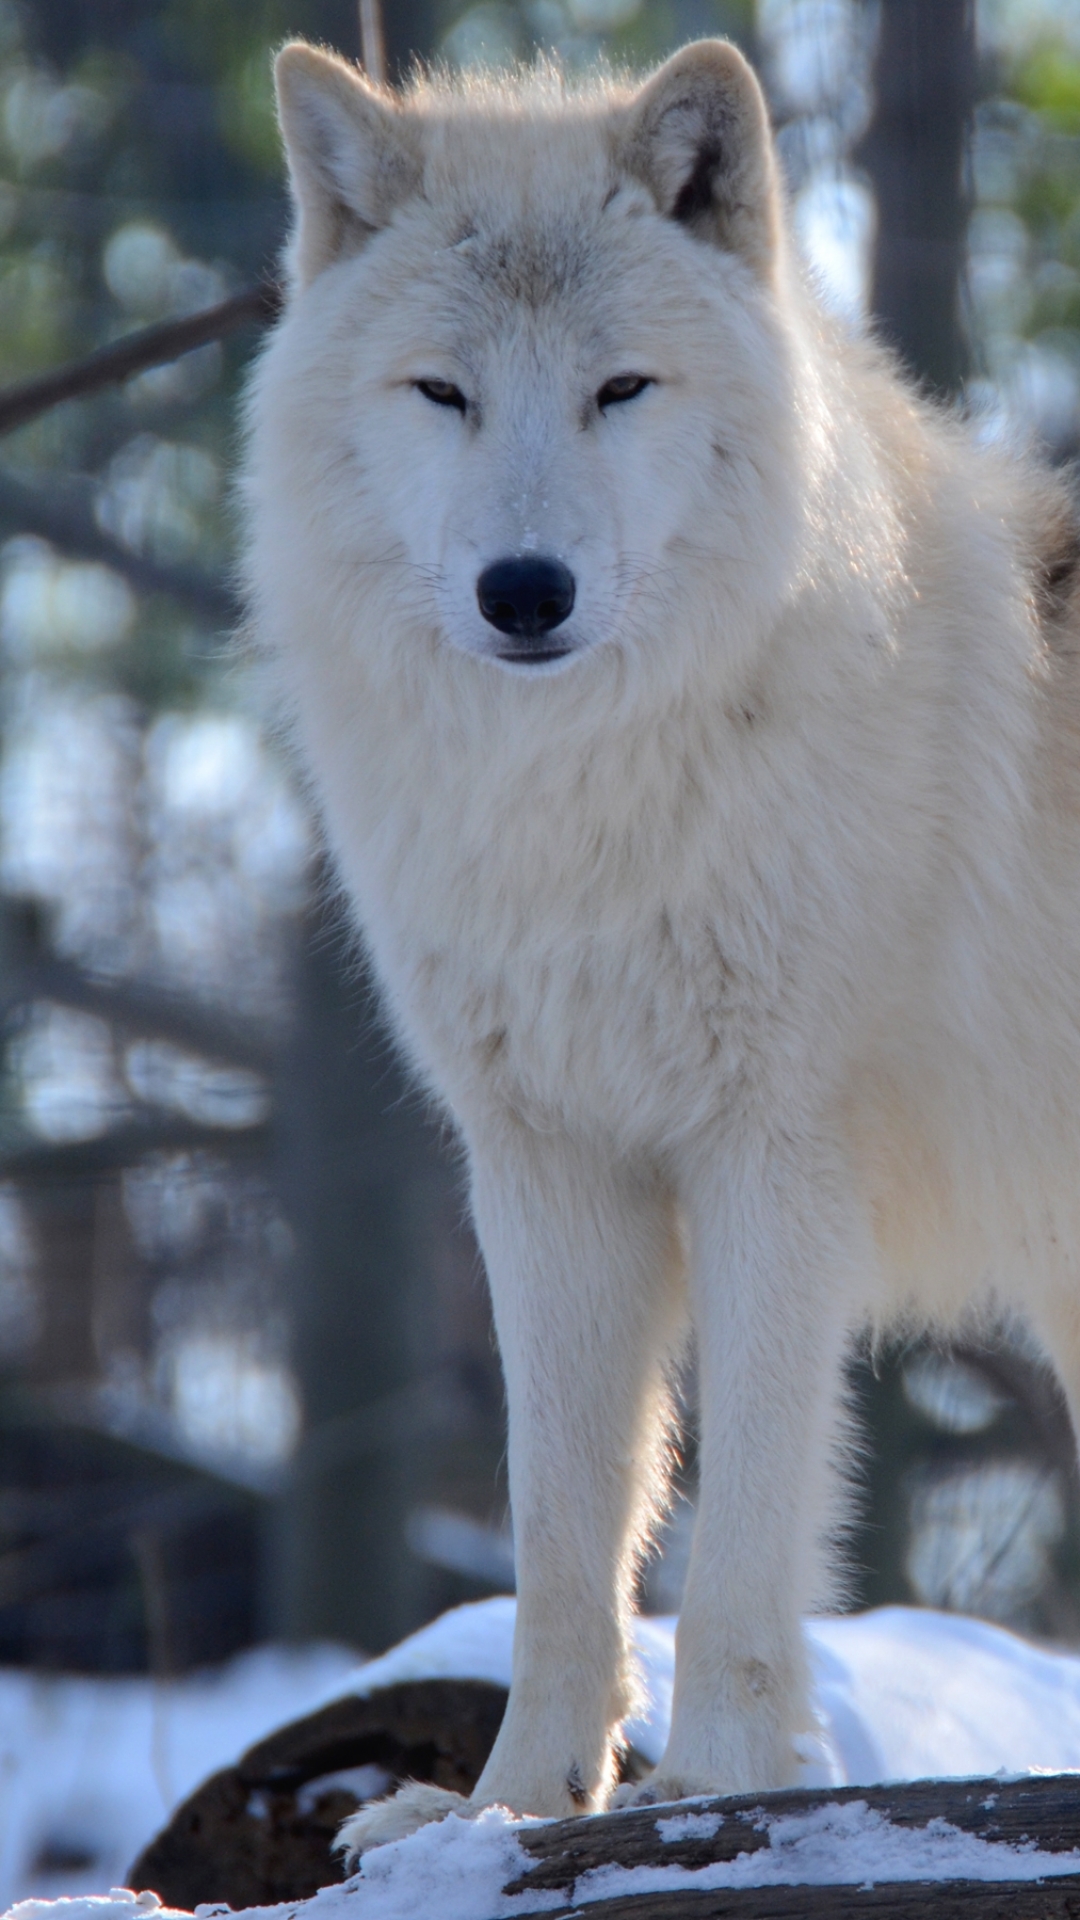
[274,43,422,287]
[621,41,781,277]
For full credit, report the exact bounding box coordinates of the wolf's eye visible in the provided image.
[597,374,652,410]
[416,378,467,414]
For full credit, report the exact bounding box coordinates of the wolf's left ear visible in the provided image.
[621,41,781,276]
[275,43,423,287]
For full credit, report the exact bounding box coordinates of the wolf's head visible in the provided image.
[257,41,807,688]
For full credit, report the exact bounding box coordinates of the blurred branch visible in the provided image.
[292,1369,466,1481]
[0,900,274,1072]
[0,280,282,440]
[0,466,238,623]
[0,1119,272,1183]
[0,1476,248,1608]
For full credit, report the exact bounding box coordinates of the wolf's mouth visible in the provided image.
[495,648,575,667]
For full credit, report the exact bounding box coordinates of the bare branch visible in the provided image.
[0,900,275,1072]
[0,465,238,623]
[0,280,282,440]
[0,1119,273,1184]
[0,1478,250,1609]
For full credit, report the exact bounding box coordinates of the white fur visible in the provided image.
[242,37,1080,1847]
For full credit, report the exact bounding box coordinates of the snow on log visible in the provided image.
[497,1774,1080,1917]
[508,1773,1080,1893]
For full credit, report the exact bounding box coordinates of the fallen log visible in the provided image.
[128,1676,652,1909]
[498,1774,1080,1919]
[508,1773,1080,1894]
[528,1882,1080,1919]
[127,1678,509,1909]
[128,1675,1080,1920]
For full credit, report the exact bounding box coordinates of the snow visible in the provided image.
[568,1798,1080,1902]
[7,1895,191,1920]
[655,1811,722,1841]
[340,1602,676,1771]
[0,1644,360,1910]
[810,1605,1080,1784]
[330,1594,1080,1784]
[344,1598,518,1706]
[5,1602,1080,1920]
[6,1796,1080,1920]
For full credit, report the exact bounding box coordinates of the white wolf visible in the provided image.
[242,35,1080,1848]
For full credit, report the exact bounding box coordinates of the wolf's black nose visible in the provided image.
[477,556,576,640]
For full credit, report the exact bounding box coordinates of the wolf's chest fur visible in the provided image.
[403,891,745,1142]
[341,681,858,1146]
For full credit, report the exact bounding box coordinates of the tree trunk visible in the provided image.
[860,0,976,396]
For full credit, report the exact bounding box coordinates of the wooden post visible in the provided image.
[359,0,387,86]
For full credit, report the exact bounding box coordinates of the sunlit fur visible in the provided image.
[242,37,1080,1849]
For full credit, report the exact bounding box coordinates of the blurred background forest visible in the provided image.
[0,0,1079,1741]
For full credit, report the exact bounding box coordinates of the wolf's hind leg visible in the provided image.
[1030,1287,1080,1504]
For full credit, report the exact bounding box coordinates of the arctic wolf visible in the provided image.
[243,35,1080,1846]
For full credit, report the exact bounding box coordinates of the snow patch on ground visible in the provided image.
[4,1893,190,1920]
[338,1808,564,1920]
[810,1605,1080,1783]
[327,1595,1080,1784]
[336,1600,676,1769]
[0,1645,359,1909]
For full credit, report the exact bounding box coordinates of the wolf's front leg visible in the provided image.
[640,1130,868,1800]
[470,1123,685,1817]
[339,1122,683,1856]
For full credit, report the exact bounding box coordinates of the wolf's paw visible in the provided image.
[609,1773,715,1811]
[336,1782,470,1861]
